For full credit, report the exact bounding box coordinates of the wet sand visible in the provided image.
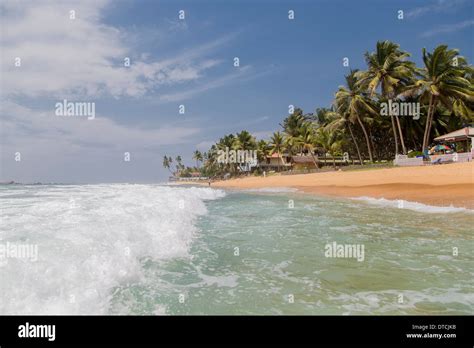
[209,162,474,209]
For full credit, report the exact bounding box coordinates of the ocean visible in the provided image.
[0,184,472,315]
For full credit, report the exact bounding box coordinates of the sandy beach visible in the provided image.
[208,162,474,209]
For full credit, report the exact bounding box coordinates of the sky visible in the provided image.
[1,0,473,183]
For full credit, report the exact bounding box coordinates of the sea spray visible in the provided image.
[0,184,225,314]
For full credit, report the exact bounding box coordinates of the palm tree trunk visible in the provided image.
[356,114,373,162]
[426,99,436,149]
[348,123,363,164]
[395,115,406,154]
[422,95,435,152]
[368,127,377,162]
[390,115,399,156]
[310,152,318,170]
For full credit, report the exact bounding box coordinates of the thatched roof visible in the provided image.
[291,156,315,164]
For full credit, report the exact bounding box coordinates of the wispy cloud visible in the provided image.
[157,64,274,103]
[420,20,474,37]
[1,101,201,150]
[406,0,467,19]
[158,66,253,102]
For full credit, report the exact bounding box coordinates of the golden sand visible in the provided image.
[209,162,474,209]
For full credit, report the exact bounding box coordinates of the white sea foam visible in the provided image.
[0,184,225,314]
[352,196,473,214]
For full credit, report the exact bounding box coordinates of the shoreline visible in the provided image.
[179,162,474,209]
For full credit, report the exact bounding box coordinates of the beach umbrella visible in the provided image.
[431,144,450,152]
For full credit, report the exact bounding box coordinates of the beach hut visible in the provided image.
[290,156,318,170]
[434,126,473,149]
[259,153,291,171]
[431,126,473,163]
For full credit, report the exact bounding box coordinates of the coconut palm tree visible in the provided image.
[314,127,343,168]
[401,45,473,151]
[298,122,319,168]
[216,134,239,174]
[314,107,332,126]
[162,155,173,174]
[335,70,378,162]
[217,134,238,151]
[269,131,285,172]
[356,40,416,155]
[193,150,203,168]
[175,156,184,173]
[236,130,257,150]
[281,110,306,140]
[257,139,270,164]
[280,109,310,156]
[325,111,363,164]
[284,133,303,156]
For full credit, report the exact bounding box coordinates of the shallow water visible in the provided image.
[0,184,472,314]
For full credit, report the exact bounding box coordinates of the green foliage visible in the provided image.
[169,43,472,178]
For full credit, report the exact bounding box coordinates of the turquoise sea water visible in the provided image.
[0,184,473,314]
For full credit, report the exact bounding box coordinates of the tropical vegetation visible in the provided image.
[163,42,473,179]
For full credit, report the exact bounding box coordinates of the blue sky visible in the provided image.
[1,0,473,183]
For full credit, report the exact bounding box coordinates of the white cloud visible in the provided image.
[158,66,253,102]
[406,0,467,19]
[0,0,250,182]
[1,101,201,151]
[0,0,223,98]
[157,64,275,103]
[420,20,474,37]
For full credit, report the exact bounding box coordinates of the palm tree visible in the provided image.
[402,45,473,151]
[314,127,343,168]
[162,155,173,174]
[356,40,416,155]
[175,155,184,173]
[281,108,306,136]
[325,111,363,164]
[257,139,270,164]
[314,107,332,126]
[335,70,378,162]
[236,130,257,150]
[281,109,307,155]
[193,150,203,168]
[216,134,238,174]
[298,123,319,168]
[269,131,286,172]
